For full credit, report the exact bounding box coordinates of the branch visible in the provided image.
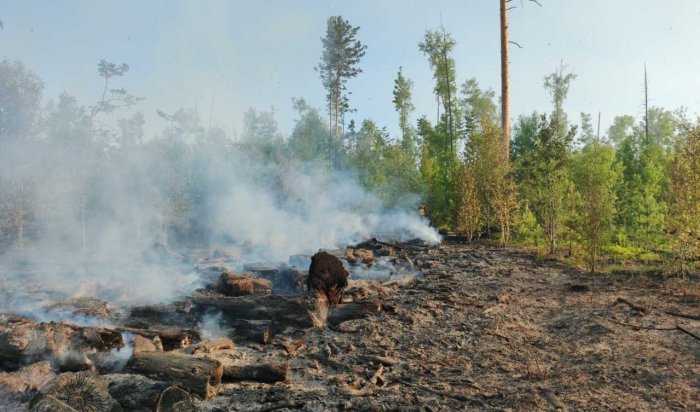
[509,41,523,49]
[528,0,543,6]
[676,325,700,342]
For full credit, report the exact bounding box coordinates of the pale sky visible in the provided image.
[3,0,700,140]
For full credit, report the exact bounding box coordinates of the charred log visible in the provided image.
[211,272,272,296]
[33,371,120,412]
[104,373,167,412]
[126,352,222,400]
[0,316,124,371]
[222,362,289,384]
[192,294,314,330]
[120,327,199,352]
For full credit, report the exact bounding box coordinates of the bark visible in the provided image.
[104,373,167,412]
[126,352,222,400]
[222,362,289,384]
[213,272,272,296]
[228,319,272,344]
[120,327,199,352]
[500,0,511,149]
[192,294,314,330]
[29,393,77,412]
[180,338,234,356]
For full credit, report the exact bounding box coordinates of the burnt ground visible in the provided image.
[206,241,700,411]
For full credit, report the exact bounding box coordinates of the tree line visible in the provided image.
[1,16,699,277]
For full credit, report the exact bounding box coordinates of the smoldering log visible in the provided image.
[103,373,168,412]
[124,300,198,330]
[192,294,314,330]
[180,338,234,356]
[126,352,223,400]
[34,371,121,412]
[222,362,290,384]
[0,361,55,400]
[228,319,272,344]
[29,393,77,412]
[132,334,163,354]
[327,300,382,326]
[212,272,272,296]
[120,327,200,351]
[0,316,124,370]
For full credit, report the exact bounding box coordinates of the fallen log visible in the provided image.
[180,338,234,356]
[0,361,55,399]
[37,371,121,411]
[132,334,163,354]
[104,373,167,411]
[222,362,290,383]
[228,319,272,344]
[327,300,382,326]
[0,316,124,371]
[192,294,314,330]
[120,327,200,351]
[127,352,222,400]
[212,272,272,296]
[29,393,77,412]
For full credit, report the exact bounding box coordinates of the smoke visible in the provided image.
[0,72,439,323]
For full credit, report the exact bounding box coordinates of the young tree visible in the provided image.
[571,142,620,272]
[419,28,459,153]
[0,59,43,141]
[316,16,367,161]
[392,67,417,160]
[543,62,577,132]
[288,98,330,163]
[90,60,142,129]
[455,163,480,240]
[666,127,700,279]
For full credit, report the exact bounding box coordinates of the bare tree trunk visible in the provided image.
[500,0,511,151]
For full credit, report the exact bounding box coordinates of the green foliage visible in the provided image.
[515,203,543,247]
[614,130,669,250]
[288,98,331,163]
[0,59,44,139]
[571,142,620,272]
[666,127,700,278]
[317,16,367,145]
[392,67,418,160]
[514,114,576,253]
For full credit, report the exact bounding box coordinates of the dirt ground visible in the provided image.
[207,241,700,411]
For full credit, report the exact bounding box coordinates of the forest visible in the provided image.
[1,6,699,412]
[2,15,699,279]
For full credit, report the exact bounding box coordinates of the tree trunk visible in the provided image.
[500,0,511,151]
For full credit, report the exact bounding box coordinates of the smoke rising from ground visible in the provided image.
[0,100,439,315]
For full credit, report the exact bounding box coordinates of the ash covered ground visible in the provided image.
[0,239,698,411]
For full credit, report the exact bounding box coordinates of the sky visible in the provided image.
[2,0,700,140]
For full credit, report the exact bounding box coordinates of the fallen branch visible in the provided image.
[608,319,700,342]
[613,297,648,314]
[664,311,700,321]
[607,319,675,331]
[675,325,700,341]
